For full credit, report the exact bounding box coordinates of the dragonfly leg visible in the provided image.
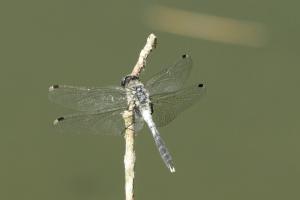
[121,108,139,136]
[150,102,154,114]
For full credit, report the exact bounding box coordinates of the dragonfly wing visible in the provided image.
[48,85,127,112]
[150,83,206,127]
[53,109,144,136]
[145,54,192,95]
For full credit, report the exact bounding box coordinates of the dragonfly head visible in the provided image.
[121,75,139,87]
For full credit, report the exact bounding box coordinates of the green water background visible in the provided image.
[0,0,299,199]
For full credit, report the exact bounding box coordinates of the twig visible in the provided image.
[123,104,135,200]
[131,33,157,77]
[123,33,157,200]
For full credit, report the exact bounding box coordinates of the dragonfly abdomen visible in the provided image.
[141,110,175,173]
[152,131,175,173]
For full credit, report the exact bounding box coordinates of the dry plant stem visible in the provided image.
[131,33,157,76]
[123,104,135,200]
[123,33,157,200]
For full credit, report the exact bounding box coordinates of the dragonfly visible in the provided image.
[49,54,206,173]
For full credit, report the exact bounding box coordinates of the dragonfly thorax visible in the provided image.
[134,85,149,104]
[125,79,151,111]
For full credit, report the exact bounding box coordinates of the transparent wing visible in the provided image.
[150,83,206,127]
[48,85,127,112]
[53,109,144,136]
[145,54,192,95]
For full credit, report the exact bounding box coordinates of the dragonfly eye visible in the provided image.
[121,75,139,87]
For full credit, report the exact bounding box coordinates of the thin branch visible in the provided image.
[123,103,135,200]
[131,33,157,76]
[123,33,157,200]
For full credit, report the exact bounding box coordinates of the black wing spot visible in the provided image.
[198,83,204,88]
[49,85,59,92]
[49,84,60,91]
[57,117,64,121]
[53,117,65,125]
[182,54,187,58]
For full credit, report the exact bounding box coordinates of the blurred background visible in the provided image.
[0,0,299,199]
